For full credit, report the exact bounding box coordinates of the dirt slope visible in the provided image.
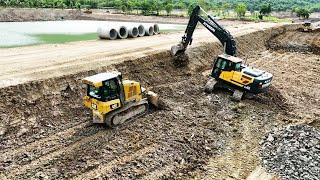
[0,22,278,88]
[1,24,319,179]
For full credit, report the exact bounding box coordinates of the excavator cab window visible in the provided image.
[215,58,234,71]
[234,63,241,71]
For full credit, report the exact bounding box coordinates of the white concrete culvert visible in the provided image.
[128,26,139,38]
[153,24,160,34]
[144,25,154,36]
[98,23,159,40]
[107,28,118,40]
[138,24,145,37]
[117,26,128,39]
[97,27,118,40]
[97,27,108,39]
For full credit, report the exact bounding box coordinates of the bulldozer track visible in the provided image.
[71,144,159,179]
[2,129,113,178]
[0,120,91,153]
[0,121,91,157]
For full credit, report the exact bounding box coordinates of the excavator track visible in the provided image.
[105,99,149,127]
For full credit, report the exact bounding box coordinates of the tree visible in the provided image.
[296,8,311,19]
[221,3,231,17]
[260,4,271,15]
[164,0,173,15]
[140,0,152,15]
[188,2,197,16]
[259,4,272,19]
[152,0,163,15]
[174,0,185,10]
[235,3,247,18]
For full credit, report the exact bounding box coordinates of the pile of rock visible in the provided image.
[259,124,320,180]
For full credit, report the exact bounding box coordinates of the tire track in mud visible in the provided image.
[71,144,159,179]
[141,165,175,180]
[0,121,98,168]
[2,127,113,179]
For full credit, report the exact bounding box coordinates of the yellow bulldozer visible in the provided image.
[299,21,313,32]
[82,71,159,127]
[298,21,320,32]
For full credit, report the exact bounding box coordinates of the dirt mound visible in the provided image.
[0,8,81,22]
[268,30,320,54]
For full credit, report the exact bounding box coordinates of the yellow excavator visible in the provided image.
[171,6,273,101]
[82,71,158,126]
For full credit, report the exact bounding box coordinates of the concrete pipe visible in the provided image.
[153,24,160,34]
[117,26,128,39]
[128,26,139,38]
[138,24,145,37]
[98,27,118,40]
[144,25,154,36]
[97,27,108,39]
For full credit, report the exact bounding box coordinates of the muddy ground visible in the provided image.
[0,24,319,179]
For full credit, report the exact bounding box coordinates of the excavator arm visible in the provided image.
[171,5,237,56]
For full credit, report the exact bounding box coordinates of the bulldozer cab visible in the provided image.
[303,21,311,27]
[82,72,122,102]
[211,54,243,78]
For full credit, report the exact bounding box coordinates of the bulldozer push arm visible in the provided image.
[171,5,237,56]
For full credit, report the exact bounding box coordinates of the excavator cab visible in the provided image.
[211,55,243,79]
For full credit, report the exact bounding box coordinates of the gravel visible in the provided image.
[260,125,320,180]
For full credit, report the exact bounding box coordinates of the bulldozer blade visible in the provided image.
[146,91,159,108]
[146,90,169,110]
[171,43,185,56]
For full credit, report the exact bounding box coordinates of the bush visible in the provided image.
[296,8,311,19]
[235,3,247,18]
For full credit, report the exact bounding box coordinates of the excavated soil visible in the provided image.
[268,29,320,54]
[0,24,319,179]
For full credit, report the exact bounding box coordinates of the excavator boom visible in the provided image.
[171,5,237,56]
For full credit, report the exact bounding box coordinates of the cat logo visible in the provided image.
[110,103,119,109]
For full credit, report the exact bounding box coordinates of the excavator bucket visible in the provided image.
[170,43,185,56]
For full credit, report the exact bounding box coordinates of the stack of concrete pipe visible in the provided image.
[97,23,160,40]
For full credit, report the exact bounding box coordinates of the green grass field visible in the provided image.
[0,33,98,48]
[34,33,98,44]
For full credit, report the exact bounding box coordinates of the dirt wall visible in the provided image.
[0,8,81,22]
